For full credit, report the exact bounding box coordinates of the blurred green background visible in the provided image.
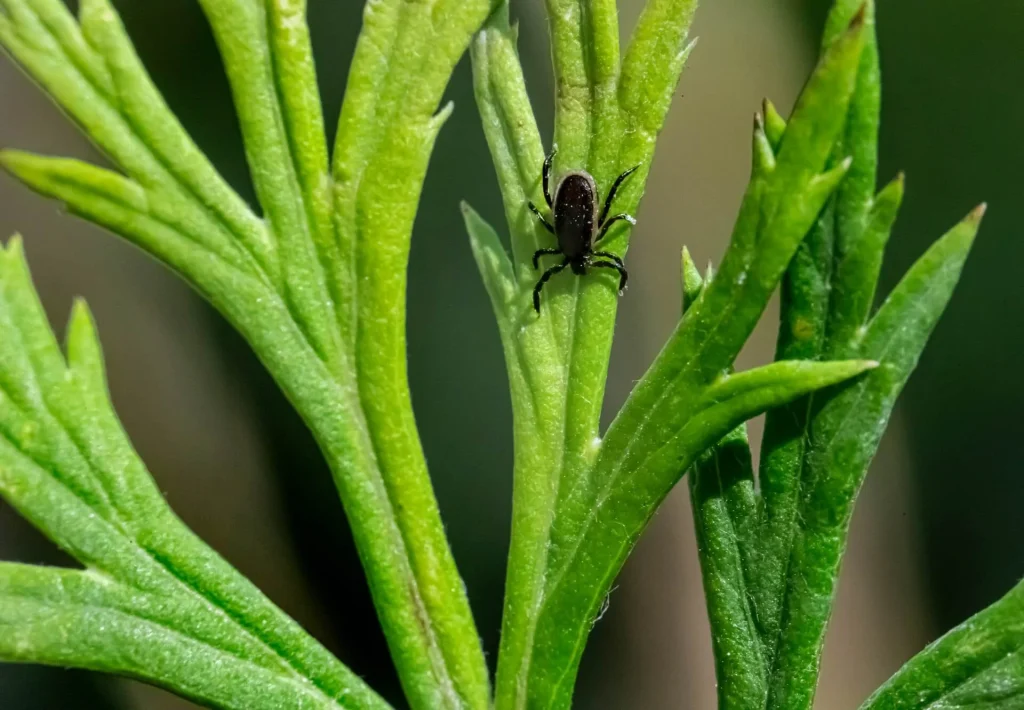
[0,1,1020,708]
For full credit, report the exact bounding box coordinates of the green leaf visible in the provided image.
[463,202,517,328]
[620,0,700,168]
[680,245,704,312]
[467,6,868,704]
[860,579,1024,710]
[1,0,496,706]
[469,0,701,704]
[0,563,385,710]
[690,426,763,710]
[766,208,985,710]
[682,249,765,710]
[469,10,580,709]
[753,175,839,668]
[525,358,874,708]
[469,3,547,275]
[548,0,699,502]
[0,151,266,296]
[762,99,787,150]
[754,0,880,672]
[329,0,500,704]
[0,0,277,280]
[0,239,390,710]
[188,0,342,364]
[737,4,990,707]
[826,171,904,351]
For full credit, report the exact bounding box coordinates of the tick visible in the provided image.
[529,147,640,313]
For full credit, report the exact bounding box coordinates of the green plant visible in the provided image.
[0,0,1018,709]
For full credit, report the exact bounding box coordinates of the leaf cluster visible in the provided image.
[0,0,1017,709]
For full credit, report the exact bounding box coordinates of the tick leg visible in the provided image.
[532,248,563,270]
[593,250,625,271]
[591,260,629,295]
[598,164,641,225]
[528,202,555,233]
[595,213,637,243]
[542,146,557,207]
[533,258,570,313]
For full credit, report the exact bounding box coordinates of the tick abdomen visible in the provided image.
[528,149,636,313]
[554,171,598,260]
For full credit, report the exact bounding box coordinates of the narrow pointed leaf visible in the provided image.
[681,245,704,312]
[690,426,764,710]
[462,202,516,329]
[620,0,699,166]
[0,0,275,280]
[193,0,342,367]
[767,207,984,710]
[826,172,904,350]
[76,0,277,279]
[0,564,389,710]
[329,0,501,701]
[469,4,547,274]
[756,0,883,673]
[762,99,787,150]
[859,579,1024,710]
[0,151,260,281]
[468,11,583,708]
[468,0,702,702]
[754,192,837,663]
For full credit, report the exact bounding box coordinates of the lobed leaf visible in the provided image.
[192,0,342,369]
[469,0,702,704]
[0,239,390,710]
[1,0,499,705]
[329,0,502,704]
[0,0,276,280]
[0,564,381,710]
[467,10,870,706]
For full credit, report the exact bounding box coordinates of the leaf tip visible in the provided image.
[762,97,787,148]
[967,202,988,225]
[810,156,854,196]
[460,200,485,231]
[2,233,25,261]
[66,296,101,355]
[681,246,704,313]
[434,100,455,126]
[69,296,93,324]
[753,115,776,174]
[872,173,906,218]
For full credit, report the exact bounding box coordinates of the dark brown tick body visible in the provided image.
[528,147,640,312]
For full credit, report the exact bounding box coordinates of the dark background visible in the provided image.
[0,0,1020,707]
